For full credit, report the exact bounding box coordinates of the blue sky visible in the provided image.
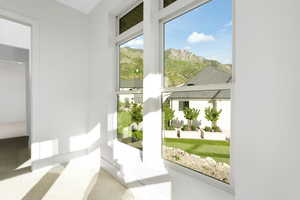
[122,0,232,64]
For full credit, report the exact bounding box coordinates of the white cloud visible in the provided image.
[187,32,215,43]
[123,38,144,48]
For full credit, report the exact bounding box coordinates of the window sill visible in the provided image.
[164,159,234,194]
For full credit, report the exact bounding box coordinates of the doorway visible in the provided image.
[0,16,32,176]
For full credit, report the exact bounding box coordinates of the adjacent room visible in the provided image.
[0,17,31,176]
[0,0,299,200]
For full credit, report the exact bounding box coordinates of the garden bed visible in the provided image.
[163,146,230,183]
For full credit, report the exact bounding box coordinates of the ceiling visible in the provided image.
[55,0,103,14]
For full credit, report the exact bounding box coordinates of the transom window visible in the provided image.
[163,0,177,8]
[119,2,143,34]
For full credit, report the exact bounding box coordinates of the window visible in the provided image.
[117,35,144,149]
[179,101,189,111]
[117,93,143,150]
[119,2,143,34]
[162,0,232,183]
[163,0,177,8]
[119,35,144,90]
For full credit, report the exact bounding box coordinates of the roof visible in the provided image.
[185,66,232,86]
[169,66,232,100]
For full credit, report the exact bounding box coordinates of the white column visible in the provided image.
[143,0,163,167]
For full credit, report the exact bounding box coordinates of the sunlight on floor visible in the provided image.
[0,146,171,200]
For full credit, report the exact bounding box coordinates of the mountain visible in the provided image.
[120,47,232,87]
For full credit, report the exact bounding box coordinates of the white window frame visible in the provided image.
[115,1,144,150]
[158,0,234,192]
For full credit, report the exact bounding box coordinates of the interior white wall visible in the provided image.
[0,61,26,123]
[233,0,300,199]
[0,17,31,49]
[0,61,27,139]
[89,0,234,199]
[0,0,90,166]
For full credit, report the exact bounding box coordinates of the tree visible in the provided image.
[204,106,222,132]
[163,101,175,130]
[183,108,200,130]
[124,98,131,109]
[130,103,143,127]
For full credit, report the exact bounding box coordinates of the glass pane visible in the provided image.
[163,0,177,8]
[162,90,231,183]
[164,0,232,88]
[119,35,144,90]
[117,94,143,150]
[119,2,143,34]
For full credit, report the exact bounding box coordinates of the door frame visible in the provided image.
[0,8,39,165]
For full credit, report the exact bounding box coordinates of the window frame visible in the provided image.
[116,0,144,36]
[158,0,234,191]
[115,1,144,150]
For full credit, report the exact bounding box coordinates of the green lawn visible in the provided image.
[164,138,230,164]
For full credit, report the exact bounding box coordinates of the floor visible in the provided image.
[0,136,30,177]
[0,137,140,200]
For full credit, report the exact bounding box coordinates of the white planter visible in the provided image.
[164,130,227,141]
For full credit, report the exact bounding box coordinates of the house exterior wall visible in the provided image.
[171,99,231,136]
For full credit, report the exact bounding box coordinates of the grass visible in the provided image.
[164,138,230,164]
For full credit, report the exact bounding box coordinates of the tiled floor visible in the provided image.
[0,137,30,178]
[0,137,136,200]
[0,137,171,200]
[88,170,135,200]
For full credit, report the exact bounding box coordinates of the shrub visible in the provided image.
[130,103,143,126]
[181,125,197,131]
[212,126,222,132]
[183,108,200,130]
[205,106,222,130]
[204,126,212,132]
[132,130,143,141]
[163,101,175,130]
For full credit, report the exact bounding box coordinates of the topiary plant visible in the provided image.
[183,108,200,130]
[204,107,222,132]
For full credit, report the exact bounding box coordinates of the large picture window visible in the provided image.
[162,0,232,183]
[117,35,144,150]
